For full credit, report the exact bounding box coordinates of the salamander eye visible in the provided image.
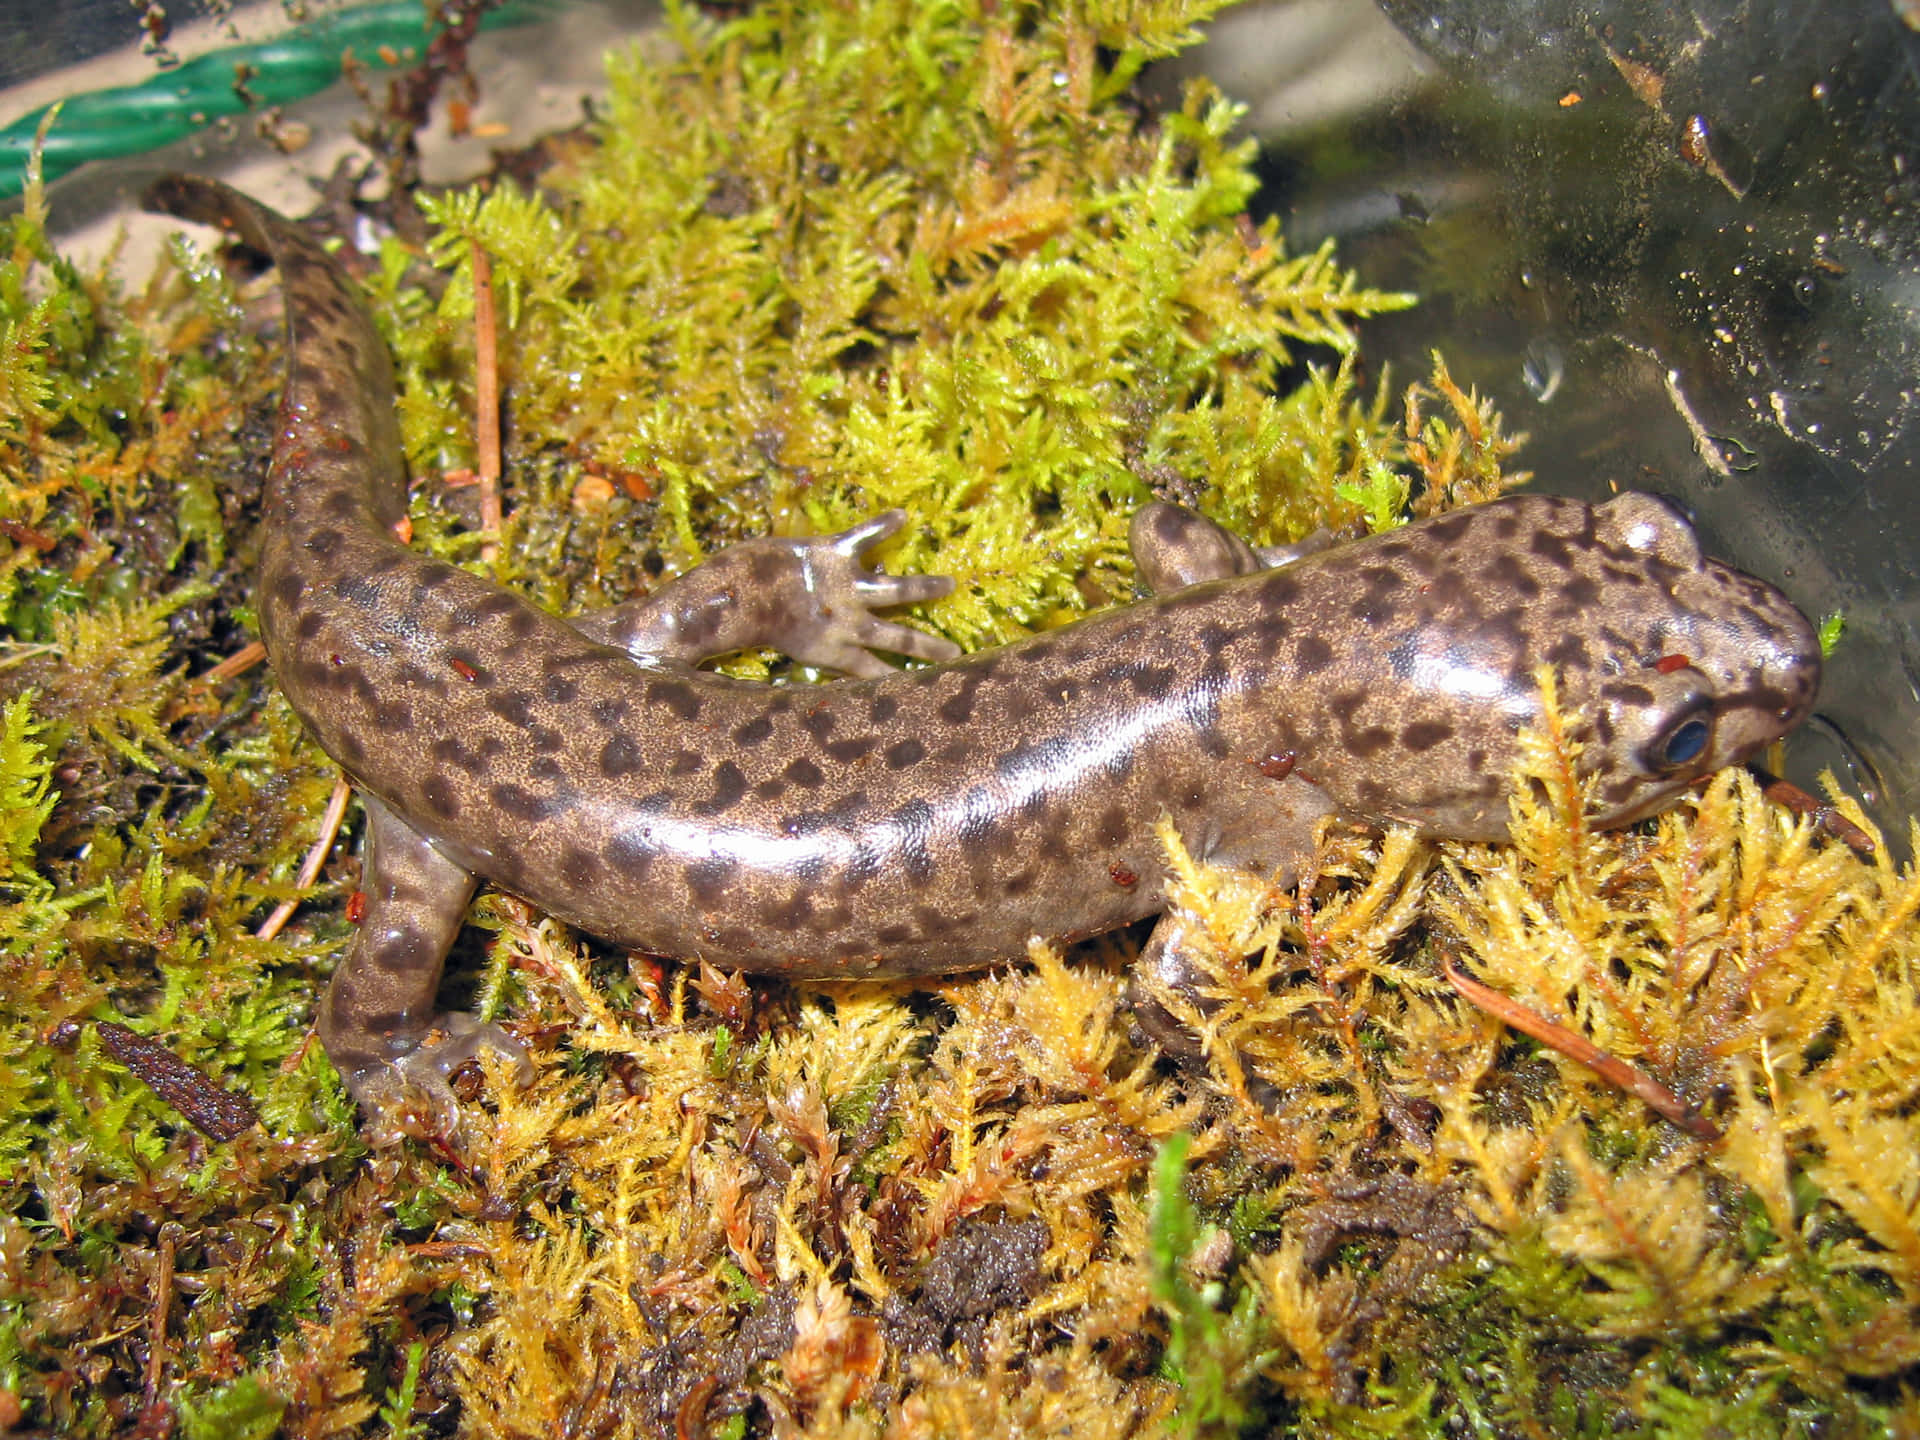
[1652,714,1712,770]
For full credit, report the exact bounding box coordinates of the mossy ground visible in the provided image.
[1,2,1917,1436]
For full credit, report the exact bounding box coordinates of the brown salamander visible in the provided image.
[147,176,1822,1139]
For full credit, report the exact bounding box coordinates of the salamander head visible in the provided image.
[1569,493,1821,827]
[1290,492,1821,840]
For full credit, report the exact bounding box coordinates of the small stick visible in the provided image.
[471,239,503,565]
[1748,764,1877,858]
[1440,948,1720,1141]
[255,776,352,941]
[201,639,267,683]
[144,1224,176,1420]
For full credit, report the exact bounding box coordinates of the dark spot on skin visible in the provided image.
[1004,869,1037,896]
[605,829,657,882]
[785,756,824,788]
[542,674,579,704]
[869,694,899,725]
[559,847,599,889]
[911,904,968,939]
[528,726,563,753]
[753,779,788,801]
[693,761,747,816]
[432,737,489,776]
[305,529,343,559]
[686,856,739,908]
[1468,749,1488,771]
[373,700,413,733]
[767,894,816,928]
[592,698,630,727]
[733,714,776,746]
[333,575,381,611]
[1129,664,1177,700]
[295,612,325,640]
[1529,529,1575,570]
[670,750,702,776]
[1328,690,1366,724]
[801,706,836,742]
[420,776,460,820]
[1257,572,1301,610]
[368,928,429,974]
[1348,596,1394,626]
[1545,634,1593,672]
[826,791,870,825]
[1198,623,1237,654]
[995,734,1074,784]
[487,691,536,728]
[270,571,306,610]
[1495,512,1521,538]
[1402,720,1454,752]
[1355,777,1389,808]
[1604,681,1656,708]
[841,841,883,891]
[876,922,914,945]
[507,609,540,640]
[530,756,564,782]
[893,798,937,884]
[475,593,519,620]
[885,738,927,769]
[1350,727,1394,759]
[1429,513,1473,544]
[938,671,985,724]
[646,678,703,721]
[1295,635,1334,675]
[1482,552,1541,599]
[600,735,645,778]
[1558,575,1601,609]
[825,736,877,763]
[1095,804,1130,847]
[492,784,563,823]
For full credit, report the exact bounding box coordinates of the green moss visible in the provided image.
[380,0,1413,652]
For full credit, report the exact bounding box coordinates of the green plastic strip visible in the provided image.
[1,0,557,201]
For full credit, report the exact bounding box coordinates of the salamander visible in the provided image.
[146,176,1823,1140]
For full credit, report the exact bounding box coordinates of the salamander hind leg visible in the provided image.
[1129,502,1338,595]
[573,511,960,676]
[318,794,532,1145]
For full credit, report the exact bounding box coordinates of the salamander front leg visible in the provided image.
[318,793,532,1145]
[573,511,960,675]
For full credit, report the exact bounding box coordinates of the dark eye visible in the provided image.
[1655,715,1711,769]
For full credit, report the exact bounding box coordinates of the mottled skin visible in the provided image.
[148,177,1822,1138]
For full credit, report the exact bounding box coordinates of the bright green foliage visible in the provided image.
[0,692,55,895]
[1150,1135,1275,1437]
[176,1374,286,1440]
[385,0,1413,648]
